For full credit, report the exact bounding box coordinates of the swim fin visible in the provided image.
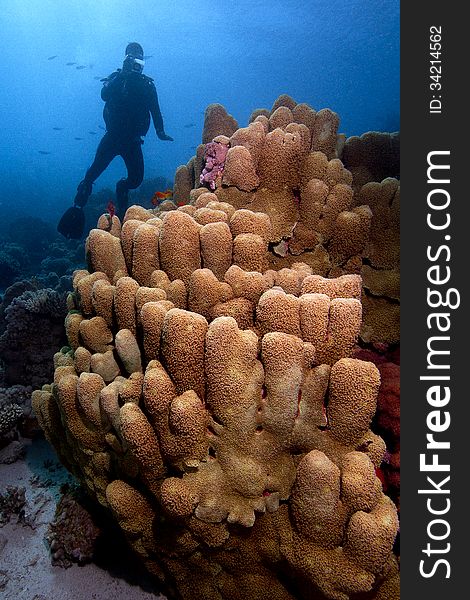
[57,205,85,239]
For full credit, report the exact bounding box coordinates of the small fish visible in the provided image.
[93,76,102,80]
[143,54,153,59]
[52,127,63,131]
[76,65,87,70]
[151,189,173,205]
[176,201,187,207]
[98,125,106,130]
[106,200,115,218]
[184,123,196,128]
[74,137,84,140]
[47,55,58,60]
[38,150,51,155]
[88,131,97,135]
[66,62,77,66]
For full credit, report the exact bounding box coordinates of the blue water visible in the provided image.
[0,0,399,223]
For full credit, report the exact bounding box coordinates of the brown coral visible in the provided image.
[33,94,400,600]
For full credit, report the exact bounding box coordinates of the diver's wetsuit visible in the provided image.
[75,69,165,218]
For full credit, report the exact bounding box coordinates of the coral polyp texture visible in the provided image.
[33,206,399,598]
[169,95,399,345]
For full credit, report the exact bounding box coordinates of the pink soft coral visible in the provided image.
[200,141,229,190]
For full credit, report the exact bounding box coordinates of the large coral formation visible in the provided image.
[155,94,399,345]
[340,132,400,193]
[33,185,399,598]
[0,287,68,387]
[353,179,400,344]
[46,488,101,567]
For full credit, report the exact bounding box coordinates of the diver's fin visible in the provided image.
[57,205,85,239]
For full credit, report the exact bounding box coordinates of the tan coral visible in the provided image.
[90,350,121,383]
[65,312,83,350]
[222,145,260,191]
[229,120,266,167]
[356,178,400,270]
[173,164,193,206]
[202,103,239,144]
[159,211,202,286]
[271,94,297,113]
[224,265,270,304]
[135,287,167,323]
[258,128,307,191]
[361,294,400,345]
[301,274,362,299]
[143,362,209,470]
[91,279,115,327]
[292,103,317,137]
[200,221,233,280]
[229,209,273,243]
[114,277,140,334]
[131,221,161,286]
[114,329,142,375]
[140,301,172,362]
[328,359,380,445]
[79,316,113,354]
[210,297,255,330]
[188,269,233,319]
[329,206,372,266]
[167,280,187,309]
[193,206,229,225]
[34,96,400,600]
[74,346,91,373]
[161,308,208,399]
[233,233,268,273]
[75,272,109,317]
[249,187,298,241]
[120,219,144,271]
[86,230,127,281]
[311,108,340,159]
[119,402,165,493]
[256,288,301,338]
[341,132,400,191]
[269,106,294,130]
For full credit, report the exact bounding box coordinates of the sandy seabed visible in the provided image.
[0,436,167,600]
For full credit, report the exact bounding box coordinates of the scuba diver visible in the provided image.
[58,42,173,238]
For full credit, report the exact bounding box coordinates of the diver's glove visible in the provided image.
[157,130,174,141]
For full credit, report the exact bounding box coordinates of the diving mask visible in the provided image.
[124,54,145,73]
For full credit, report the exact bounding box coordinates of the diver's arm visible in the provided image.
[101,71,123,101]
[149,84,173,140]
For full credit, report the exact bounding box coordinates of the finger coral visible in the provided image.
[33,95,399,600]
[163,95,399,347]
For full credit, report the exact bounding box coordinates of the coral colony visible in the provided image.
[32,95,400,599]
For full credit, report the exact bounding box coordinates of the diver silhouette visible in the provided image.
[58,42,173,239]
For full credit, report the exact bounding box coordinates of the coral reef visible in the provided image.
[0,216,83,292]
[353,346,400,511]
[0,403,23,439]
[353,179,400,344]
[0,287,68,387]
[33,187,399,598]
[46,488,101,567]
[340,132,400,193]
[0,486,26,526]
[153,95,399,345]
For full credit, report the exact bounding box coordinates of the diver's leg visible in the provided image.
[74,133,117,207]
[116,139,144,219]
